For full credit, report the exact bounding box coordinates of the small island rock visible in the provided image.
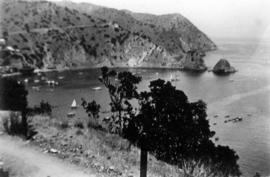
[213,59,236,74]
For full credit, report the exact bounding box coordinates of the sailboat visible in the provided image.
[170,74,173,81]
[170,73,179,82]
[70,99,77,109]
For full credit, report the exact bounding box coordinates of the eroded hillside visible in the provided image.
[0,0,216,70]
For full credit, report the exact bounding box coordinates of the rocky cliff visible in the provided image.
[0,0,216,70]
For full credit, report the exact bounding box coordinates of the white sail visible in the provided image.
[170,74,173,81]
[71,99,77,108]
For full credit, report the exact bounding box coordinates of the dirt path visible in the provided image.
[0,135,94,177]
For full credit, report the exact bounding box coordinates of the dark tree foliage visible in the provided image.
[123,79,241,177]
[0,78,28,111]
[81,98,100,119]
[27,100,52,116]
[99,66,141,134]
[87,68,240,177]
[0,78,36,139]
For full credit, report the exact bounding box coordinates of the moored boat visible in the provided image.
[67,111,75,117]
[92,86,102,91]
[71,99,77,109]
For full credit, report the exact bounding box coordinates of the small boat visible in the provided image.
[170,74,179,82]
[41,76,47,80]
[71,99,77,109]
[58,76,64,80]
[67,112,75,117]
[46,80,58,86]
[92,86,102,91]
[32,86,40,91]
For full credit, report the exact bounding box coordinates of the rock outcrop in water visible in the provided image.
[0,0,216,71]
[213,59,236,74]
[181,50,207,71]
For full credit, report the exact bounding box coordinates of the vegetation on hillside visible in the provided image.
[82,67,241,177]
[1,0,215,70]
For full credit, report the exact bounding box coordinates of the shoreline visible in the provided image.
[1,65,209,78]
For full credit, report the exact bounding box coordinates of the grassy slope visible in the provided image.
[30,115,183,177]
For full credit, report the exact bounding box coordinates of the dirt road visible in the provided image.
[0,135,94,177]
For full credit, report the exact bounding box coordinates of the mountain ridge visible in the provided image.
[0,0,216,71]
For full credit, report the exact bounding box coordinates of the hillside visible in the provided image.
[0,0,216,70]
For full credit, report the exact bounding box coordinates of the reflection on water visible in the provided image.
[13,39,270,177]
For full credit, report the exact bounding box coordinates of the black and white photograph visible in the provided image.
[0,0,269,176]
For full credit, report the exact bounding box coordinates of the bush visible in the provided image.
[27,100,52,116]
[74,121,84,129]
[75,129,84,135]
[81,99,100,119]
[87,121,106,132]
[58,120,69,129]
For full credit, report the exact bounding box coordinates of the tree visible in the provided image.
[98,66,141,134]
[91,68,240,177]
[0,78,36,139]
[81,99,101,120]
[0,78,28,111]
[123,79,241,177]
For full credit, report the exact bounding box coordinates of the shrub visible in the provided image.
[59,120,69,129]
[74,121,84,129]
[81,99,100,119]
[87,121,106,132]
[75,129,84,135]
[27,100,52,116]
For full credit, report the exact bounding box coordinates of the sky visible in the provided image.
[48,0,270,41]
